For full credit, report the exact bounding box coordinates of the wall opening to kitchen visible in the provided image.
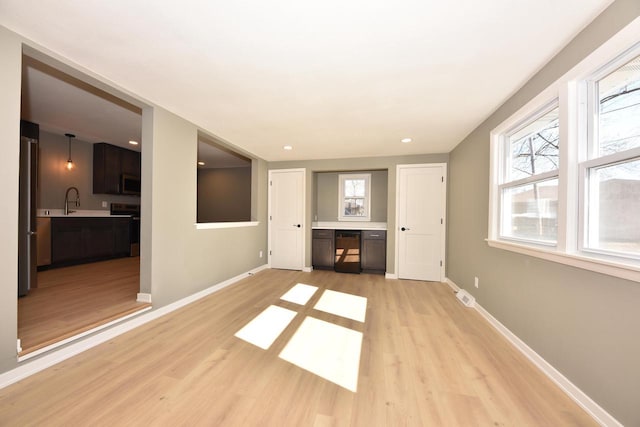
[196,133,254,223]
[17,51,148,358]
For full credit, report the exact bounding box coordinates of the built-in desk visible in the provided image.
[311,223,387,274]
[311,221,387,231]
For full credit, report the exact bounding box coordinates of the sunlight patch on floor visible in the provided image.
[235,284,367,391]
[234,305,297,350]
[280,283,318,305]
[279,316,363,392]
[313,289,367,322]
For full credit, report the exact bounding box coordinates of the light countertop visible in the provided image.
[311,221,387,230]
[37,209,131,218]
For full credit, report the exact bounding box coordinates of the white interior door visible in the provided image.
[397,164,446,281]
[269,169,305,270]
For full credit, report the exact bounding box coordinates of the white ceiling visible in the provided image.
[198,137,252,169]
[21,56,142,151]
[22,57,244,166]
[0,0,613,161]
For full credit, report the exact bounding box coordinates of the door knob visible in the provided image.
[401,227,410,231]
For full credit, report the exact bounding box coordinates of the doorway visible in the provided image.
[17,53,148,357]
[268,169,306,270]
[396,164,447,281]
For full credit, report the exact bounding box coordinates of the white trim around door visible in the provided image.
[268,168,306,270]
[395,163,447,281]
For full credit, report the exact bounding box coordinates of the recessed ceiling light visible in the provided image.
[401,138,412,143]
[197,161,205,166]
[283,145,293,150]
[129,140,139,145]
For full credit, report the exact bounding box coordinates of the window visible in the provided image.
[500,104,559,244]
[582,53,640,259]
[489,26,640,282]
[339,174,371,221]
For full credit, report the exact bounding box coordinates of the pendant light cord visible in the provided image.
[65,133,75,168]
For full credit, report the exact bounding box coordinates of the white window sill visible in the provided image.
[486,239,640,283]
[196,221,259,230]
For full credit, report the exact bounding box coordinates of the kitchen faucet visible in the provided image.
[64,186,80,215]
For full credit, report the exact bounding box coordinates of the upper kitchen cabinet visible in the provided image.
[93,142,141,195]
[121,146,141,177]
[93,143,120,194]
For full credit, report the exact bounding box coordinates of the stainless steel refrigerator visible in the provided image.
[18,120,39,297]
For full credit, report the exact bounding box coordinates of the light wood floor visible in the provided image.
[3,269,594,426]
[18,257,150,356]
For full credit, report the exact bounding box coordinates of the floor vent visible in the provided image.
[456,289,476,308]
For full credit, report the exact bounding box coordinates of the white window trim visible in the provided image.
[338,173,371,222]
[488,16,640,283]
[578,150,640,261]
[486,238,640,283]
[497,100,560,245]
[578,44,640,260]
[489,86,561,243]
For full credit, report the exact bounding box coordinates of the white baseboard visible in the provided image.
[0,263,269,391]
[136,293,152,303]
[445,278,621,427]
[302,266,313,273]
[18,306,153,362]
[443,277,460,292]
[385,272,398,279]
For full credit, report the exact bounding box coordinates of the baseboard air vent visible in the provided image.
[456,289,476,308]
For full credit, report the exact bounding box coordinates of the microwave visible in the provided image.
[121,174,141,195]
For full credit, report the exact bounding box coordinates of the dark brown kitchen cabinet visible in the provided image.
[50,217,130,267]
[93,143,121,194]
[121,147,141,177]
[361,230,386,274]
[93,142,140,194]
[312,229,334,270]
[50,218,83,263]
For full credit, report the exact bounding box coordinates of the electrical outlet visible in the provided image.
[259,250,263,258]
[474,277,479,288]
[102,201,108,208]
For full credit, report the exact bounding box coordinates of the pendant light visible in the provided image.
[65,133,75,170]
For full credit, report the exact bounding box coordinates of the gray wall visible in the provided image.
[447,1,640,425]
[0,25,22,375]
[145,108,268,308]
[38,130,140,211]
[269,154,448,273]
[0,26,268,374]
[197,166,251,222]
[315,170,387,222]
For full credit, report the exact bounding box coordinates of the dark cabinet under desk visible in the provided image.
[312,228,387,274]
[361,230,386,274]
[312,229,334,270]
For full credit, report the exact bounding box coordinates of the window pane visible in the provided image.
[508,107,559,181]
[344,179,365,197]
[586,158,640,256]
[344,198,365,216]
[598,55,640,156]
[501,179,558,243]
[339,173,370,220]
